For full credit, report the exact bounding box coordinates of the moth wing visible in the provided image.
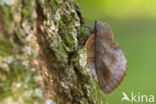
[95,21,127,94]
[85,34,97,78]
[96,41,127,94]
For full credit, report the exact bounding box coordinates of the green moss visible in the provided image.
[22,0,35,21]
[70,47,106,103]
[0,38,14,56]
[0,6,14,35]
[0,46,45,103]
[0,0,44,103]
[0,0,107,103]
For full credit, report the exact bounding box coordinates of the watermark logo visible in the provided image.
[121,92,155,103]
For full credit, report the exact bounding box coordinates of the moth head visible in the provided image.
[95,20,113,40]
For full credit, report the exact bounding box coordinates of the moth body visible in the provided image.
[85,20,127,94]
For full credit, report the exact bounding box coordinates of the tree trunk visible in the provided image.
[0,0,107,104]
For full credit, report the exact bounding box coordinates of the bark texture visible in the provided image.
[0,0,107,104]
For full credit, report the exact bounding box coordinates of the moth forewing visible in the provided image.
[86,20,127,94]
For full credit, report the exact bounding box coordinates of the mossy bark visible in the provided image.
[0,0,107,104]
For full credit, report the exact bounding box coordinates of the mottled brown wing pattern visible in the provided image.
[96,40,127,93]
[86,20,127,94]
[85,34,97,78]
[95,21,127,94]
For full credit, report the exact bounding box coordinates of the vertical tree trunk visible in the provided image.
[0,0,107,104]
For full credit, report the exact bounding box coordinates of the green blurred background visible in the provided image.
[78,0,156,104]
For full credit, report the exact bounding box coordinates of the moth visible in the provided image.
[85,20,127,94]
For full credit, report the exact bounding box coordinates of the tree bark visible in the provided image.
[0,0,107,104]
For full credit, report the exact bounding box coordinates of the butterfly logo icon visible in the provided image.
[121,92,131,102]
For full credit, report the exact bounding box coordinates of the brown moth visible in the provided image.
[85,20,127,94]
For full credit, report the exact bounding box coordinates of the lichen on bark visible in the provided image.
[0,0,44,104]
[0,0,107,104]
[35,0,106,104]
